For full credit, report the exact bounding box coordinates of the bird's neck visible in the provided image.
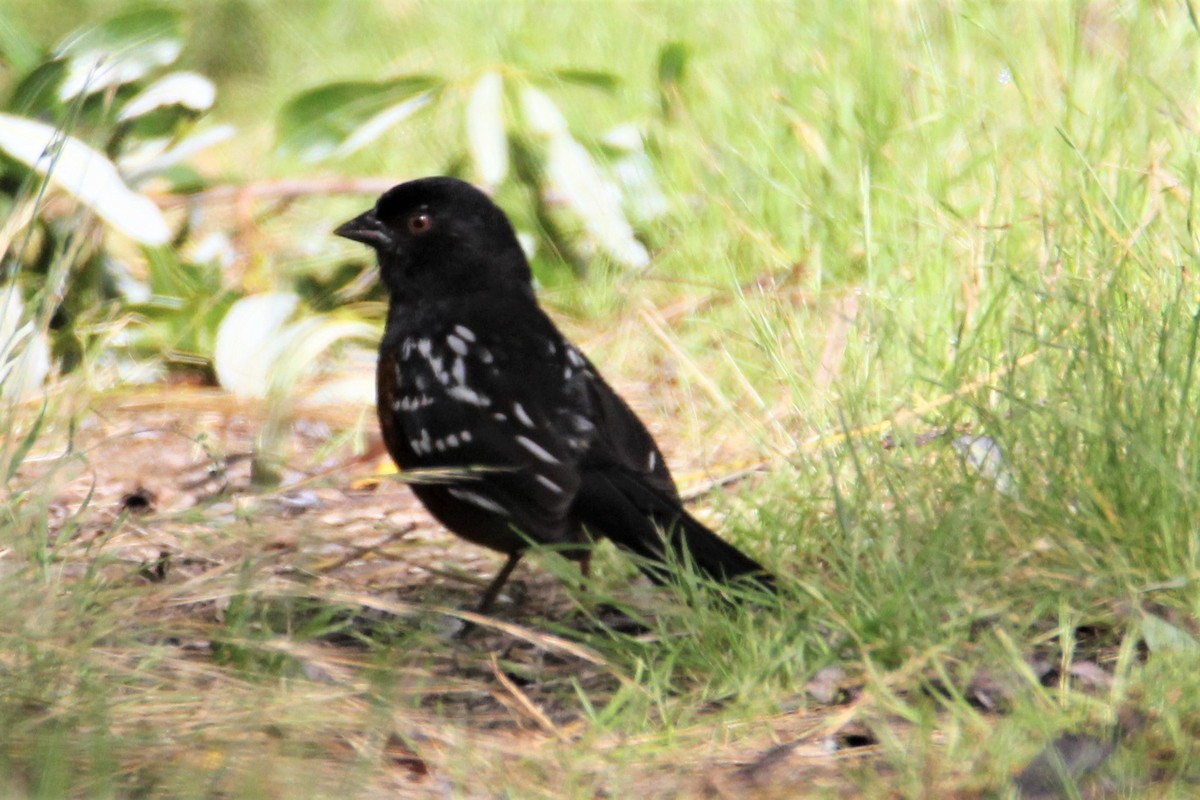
[383,283,537,329]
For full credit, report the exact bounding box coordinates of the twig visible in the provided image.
[489,652,567,740]
[680,462,768,503]
[149,177,400,209]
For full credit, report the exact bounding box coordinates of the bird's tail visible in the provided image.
[653,506,776,593]
[575,474,775,593]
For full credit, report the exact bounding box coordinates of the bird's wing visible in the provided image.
[378,312,596,539]
[567,352,771,587]
[576,358,680,501]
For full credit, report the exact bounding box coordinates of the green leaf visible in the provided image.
[143,240,217,297]
[9,60,67,116]
[657,41,689,117]
[543,132,650,268]
[0,14,43,74]
[275,76,442,162]
[55,8,184,99]
[657,41,689,87]
[213,292,375,399]
[264,315,377,400]
[0,113,170,244]
[119,124,236,185]
[550,69,620,92]
[214,292,300,397]
[118,71,216,121]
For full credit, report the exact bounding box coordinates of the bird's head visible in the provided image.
[335,177,533,301]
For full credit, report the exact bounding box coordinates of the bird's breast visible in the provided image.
[375,349,420,470]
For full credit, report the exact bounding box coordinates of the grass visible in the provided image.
[4,0,1200,796]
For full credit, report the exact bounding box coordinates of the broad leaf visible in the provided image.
[336,93,432,158]
[118,71,216,121]
[0,15,43,75]
[521,87,649,267]
[55,8,184,99]
[214,292,376,399]
[657,41,689,117]
[657,41,689,86]
[611,150,670,223]
[275,76,442,162]
[10,60,68,116]
[544,134,649,268]
[264,316,377,400]
[119,124,236,184]
[214,292,300,398]
[465,71,508,188]
[520,86,568,137]
[0,113,170,245]
[602,125,670,222]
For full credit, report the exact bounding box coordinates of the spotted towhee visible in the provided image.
[336,177,773,611]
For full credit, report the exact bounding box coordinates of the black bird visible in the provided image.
[335,177,773,611]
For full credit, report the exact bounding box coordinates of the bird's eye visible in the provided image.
[407,213,433,235]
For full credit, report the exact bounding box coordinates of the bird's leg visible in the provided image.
[578,552,592,580]
[477,552,523,614]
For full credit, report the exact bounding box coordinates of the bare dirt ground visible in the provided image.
[12,387,903,797]
[13,383,1135,798]
[50,392,544,590]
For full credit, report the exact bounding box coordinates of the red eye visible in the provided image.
[407,213,433,234]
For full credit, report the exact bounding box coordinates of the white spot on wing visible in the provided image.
[453,325,477,342]
[452,357,466,384]
[446,334,468,356]
[428,355,446,383]
[399,394,434,410]
[460,430,473,442]
[418,338,432,357]
[647,451,657,471]
[516,435,560,464]
[448,385,490,406]
[534,473,565,494]
[513,402,534,428]
[447,487,509,516]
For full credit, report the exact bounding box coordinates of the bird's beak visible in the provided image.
[334,209,392,249]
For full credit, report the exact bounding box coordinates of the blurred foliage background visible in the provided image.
[3,2,1200,796]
